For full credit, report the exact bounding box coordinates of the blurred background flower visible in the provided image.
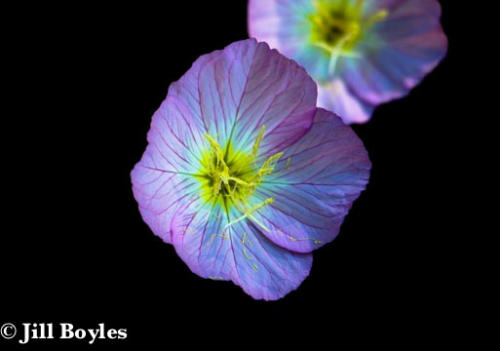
[248,0,448,123]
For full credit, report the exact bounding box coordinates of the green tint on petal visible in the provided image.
[308,0,388,75]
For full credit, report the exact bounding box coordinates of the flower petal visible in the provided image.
[131,168,199,244]
[248,0,313,51]
[317,79,375,124]
[228,43,317,154]
[167,39,259,145]
[170,200,312,300]
[168,38,317,152]
[256,107,316,163]
[131,97,208,243]
[342,0,447,105]
[248,0,334,82]
[245,108,371,253]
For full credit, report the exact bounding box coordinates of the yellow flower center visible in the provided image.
[308,0,388,74]
[196,126,283,232]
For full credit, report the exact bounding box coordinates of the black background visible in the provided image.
[2,0,466,348]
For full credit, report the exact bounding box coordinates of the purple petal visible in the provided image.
[342,0,447,105]
[228,41,317,154]
[170,201,234,281]
[248,0,312,51]
[248,108,371,253]
[256,107,316,162]
[248,1,331,81]
[131,167,199,244]
[131,98,208,243]
[317,79,375,124]
[167,39,259,144]
[170,200,312,300]
[229,221,312,300]
[248,0,282,49]
[168,38,317,151]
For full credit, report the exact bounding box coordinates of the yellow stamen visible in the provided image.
[367,9,388,26]
[199,127,283,232]
[223,198,274,232]
[256,152,284,180]
[252,125,266,158]
[205,134,227,169]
